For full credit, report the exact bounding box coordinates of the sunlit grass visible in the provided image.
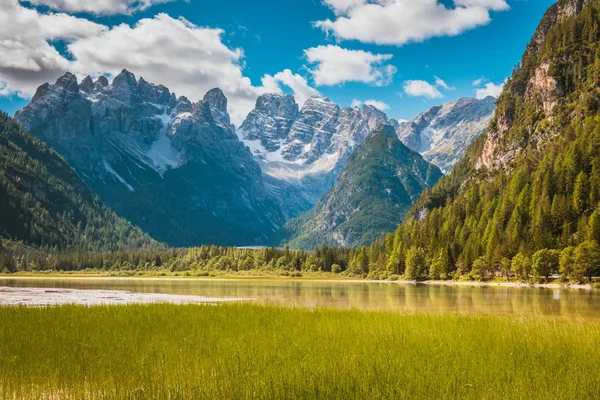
[1,304,599,399]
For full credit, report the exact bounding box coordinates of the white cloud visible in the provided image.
[403,80,443,99]
[0,2,317,125]
[322,0,366,14]
[0,0,105,97]
[434,76,454,90]
[260,69,320,107]
[26,0,175,15]
[365,99,389,111]
[351,99,390,111]
[304,45,396,87]
[316,0,509,46]
[472,77,485,86]
[66,13,272,123]
[475,80,505,98]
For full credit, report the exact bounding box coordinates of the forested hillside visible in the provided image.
[276,127,442,249]
[0,112,159,253]
[344,0,600,281]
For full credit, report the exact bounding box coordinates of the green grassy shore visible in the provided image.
[1,304,599,399]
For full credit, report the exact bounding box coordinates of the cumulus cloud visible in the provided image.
[351,99,390,111]
[66,13,272,123]
[402,76,453,99]
[316,0,509,46]
[0,0,105,97]
[475,80,505,98]
[0,2,320,125]
[260,69,320,107]
[403,80,443,99]
[304,45,396,87]
[26,0,175,15]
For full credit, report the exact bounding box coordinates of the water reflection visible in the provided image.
[1,278,599,318]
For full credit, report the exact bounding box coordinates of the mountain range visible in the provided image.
[10,66,495,249]
[14,71,284,247]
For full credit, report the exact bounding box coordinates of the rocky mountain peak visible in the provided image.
[95,76,109,89]
[276,129,443,249]
[530,0,589,52]
[55,72,79,93]
[137,77,171,105]
[374,122,396,136]
[202,88,231,129]
[476,0,592,170]
[203,88,228,112]
[113,69,137,88]
[31,83,50,103]
[79,76,94,93]
[256,93,298,112]
[172,95,192,115]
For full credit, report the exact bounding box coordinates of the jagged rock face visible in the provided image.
[15,70,284,247]
[476,0,591,170]
[282,97,341,162]
[238,95,389,219]
[396,97,496,174]
[239,94,299,152]
[274,126,443,249]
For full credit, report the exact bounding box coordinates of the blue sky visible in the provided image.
[0,0,555,123]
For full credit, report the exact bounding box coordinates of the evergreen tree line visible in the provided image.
[348,1,600,283]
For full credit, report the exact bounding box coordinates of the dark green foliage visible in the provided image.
[0,244,352,274]
[338,0,600,282]
[0,112,159,251]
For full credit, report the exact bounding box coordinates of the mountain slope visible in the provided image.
[0,112,158,251]
[276,125,443,249]
[375,0,600,277]
[396,97,496,173]
[15,71,284,247]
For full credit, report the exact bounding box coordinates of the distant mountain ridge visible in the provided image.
[396,96,496,174]
[13,69,499,249]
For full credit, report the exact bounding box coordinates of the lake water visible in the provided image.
[1,277,599,318]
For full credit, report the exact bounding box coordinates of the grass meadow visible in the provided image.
[0,303,599,399]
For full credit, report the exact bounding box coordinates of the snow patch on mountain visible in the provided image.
[102,158,134,192]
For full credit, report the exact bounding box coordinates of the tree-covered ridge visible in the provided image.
[275,128,442,249]
[348,0,600,281]
[0,112,160,251]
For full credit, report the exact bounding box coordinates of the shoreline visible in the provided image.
[0,286,250,307]
[0,274,594,290]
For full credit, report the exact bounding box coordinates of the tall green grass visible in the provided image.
[0,304,599,399]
